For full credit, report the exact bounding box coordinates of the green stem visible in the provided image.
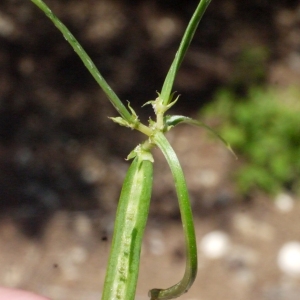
[102,152,153,300]
[160,0,212,105]
[30,0,133,123]
[150,132,197,299]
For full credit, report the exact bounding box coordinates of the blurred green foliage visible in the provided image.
[231,46,270,91]
[201,86,300,196]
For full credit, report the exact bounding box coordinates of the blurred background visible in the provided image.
[0,0,300,299]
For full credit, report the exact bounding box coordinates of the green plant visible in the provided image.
[30,0,230,299]
[231,46,269,91]
[201,86,300,196]
[102,151,153,300]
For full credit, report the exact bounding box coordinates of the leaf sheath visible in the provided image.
[102,155,153,300]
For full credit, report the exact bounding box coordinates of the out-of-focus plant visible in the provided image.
[201,86,300,196]
[231,46,270,91]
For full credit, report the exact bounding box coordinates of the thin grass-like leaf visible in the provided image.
[31,0,133,123]
[165,115,237,159]
[160,0,212,105]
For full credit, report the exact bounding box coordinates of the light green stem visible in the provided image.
[160,0,212,105]
[30,0,133,123]
[102,152,153,300]
[150,132,197,299]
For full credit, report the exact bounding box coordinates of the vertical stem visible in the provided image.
[102,154,153,300]
[160,0,212,106]
[150,132,197,299]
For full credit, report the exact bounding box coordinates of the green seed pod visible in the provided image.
[102,151,153,300]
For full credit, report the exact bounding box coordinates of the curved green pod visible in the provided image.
[101,151,153,300]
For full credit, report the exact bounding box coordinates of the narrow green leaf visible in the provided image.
[160,0,212,105]
[31,0,133,123]
[149,132,197,299]
[164,115,237,159]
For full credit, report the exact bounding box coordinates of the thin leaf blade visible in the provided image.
[160,0,212,105]
[165,115,237,159]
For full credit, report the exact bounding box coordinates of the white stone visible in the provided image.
[200,230,230,259]
[274,193,294,212]
[277,242,300,276]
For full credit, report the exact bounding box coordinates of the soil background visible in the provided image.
[0,0,300,299]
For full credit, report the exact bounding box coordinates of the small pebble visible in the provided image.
[199,230,230,259]
[274,193,294,213]
[277,241,300,276]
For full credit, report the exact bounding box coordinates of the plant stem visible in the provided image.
[150,132,197,299]
[102,152,153,300]
[30,0,133,123]
[160,0,212,106]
